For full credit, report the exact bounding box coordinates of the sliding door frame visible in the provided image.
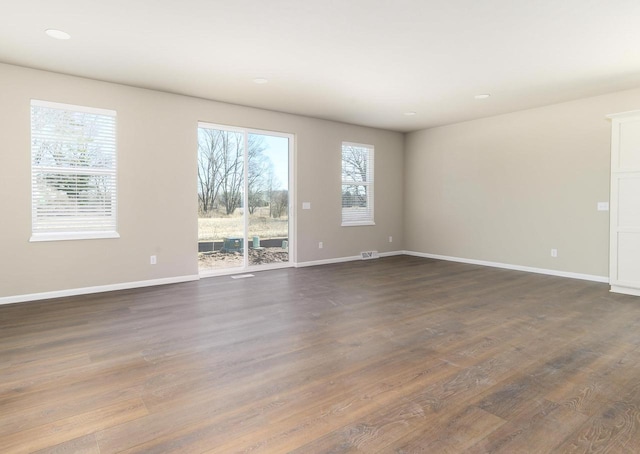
[198,122,295,277]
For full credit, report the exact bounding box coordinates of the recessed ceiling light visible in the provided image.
[45,29,71,40]
[253,78,268,84]
[403,111,417,116]
[474,94,491,99]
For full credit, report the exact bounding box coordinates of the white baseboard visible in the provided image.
[295,250,403,268]
[403,251,609,283]
[3,251,406,305]
[379,251,404,258]
[295,255,362,268]
[0,275,200,306]
[2,250,608,305]
[611,285,640,297]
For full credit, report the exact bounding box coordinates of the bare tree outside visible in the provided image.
[341,144,369,208]
[247,134,271,214]
[218,131,244,215]
[197,128,224,215]
[270,190,288,218]
[198,130,273,216]
[341,143,374,225]
[264,165,282,218]
[198,128,244,216]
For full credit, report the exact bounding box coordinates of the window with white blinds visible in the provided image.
[30,100,118,241]
[341,142,374,226]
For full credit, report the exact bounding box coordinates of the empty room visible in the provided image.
[2,1,640,452]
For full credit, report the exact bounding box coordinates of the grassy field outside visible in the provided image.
[198,207,288,241]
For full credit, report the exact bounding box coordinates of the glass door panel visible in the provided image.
[197,126,245,273]
[247,133,289,267]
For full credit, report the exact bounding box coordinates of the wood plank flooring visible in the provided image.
[2,256,640,453]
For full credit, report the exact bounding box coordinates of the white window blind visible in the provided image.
[341,142,374,226]
[30,100,118,241]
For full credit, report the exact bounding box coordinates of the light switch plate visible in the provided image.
[302,202,311,210]
[597,202,609,211]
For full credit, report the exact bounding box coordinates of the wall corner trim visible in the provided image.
[0,275,200,306]
[403,251,609,283]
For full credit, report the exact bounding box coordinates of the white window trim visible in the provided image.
[341,220,376,227]
[341,141,375,227]
[31,99,116,117]
[30,231,120,242]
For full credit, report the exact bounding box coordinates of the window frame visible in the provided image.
[341,141,375,227]
[30,99,119,242]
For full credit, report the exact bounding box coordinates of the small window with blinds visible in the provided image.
[30,100,118,241]
[341,142,374,226]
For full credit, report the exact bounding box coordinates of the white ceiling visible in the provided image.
[2,0,640,132]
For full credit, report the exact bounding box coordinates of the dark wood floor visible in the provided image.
[2,256,640,453]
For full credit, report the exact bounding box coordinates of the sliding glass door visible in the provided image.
[197,123,292,274]
[247,133,290,267]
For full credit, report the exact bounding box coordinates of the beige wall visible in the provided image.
[0,63,404,299]
[7,60,640,300]
[405,87,640,278]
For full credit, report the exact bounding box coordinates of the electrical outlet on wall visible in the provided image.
[550,249,558,258]
[318,242,323,249]
[389,236,393,243]
[150,255,157,265]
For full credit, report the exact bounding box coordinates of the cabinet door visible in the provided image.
[609,112,640,296]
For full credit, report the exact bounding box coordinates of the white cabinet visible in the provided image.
[608,110,640,296]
